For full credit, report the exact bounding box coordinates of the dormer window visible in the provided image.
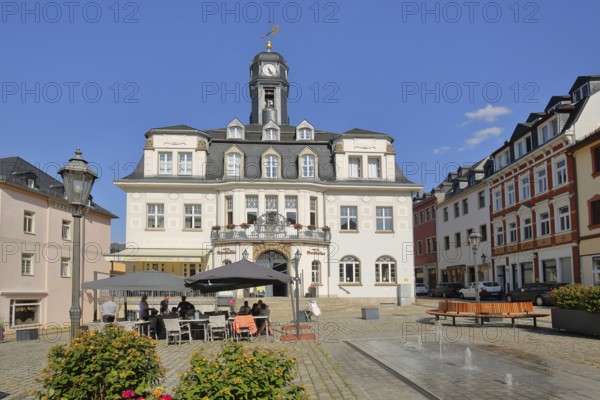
[264,155,278,178]
[299,128,312,140]
[228,126,243,139]
[264,128,278,140]
[367,157,381,179]
[573,82,589,102]
[226,153,241,177]
[158,152,172,175]
[226,119,245,139]
[27,178,35,188]
[301,154,315,177]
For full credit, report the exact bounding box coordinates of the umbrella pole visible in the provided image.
[124,293,128,321]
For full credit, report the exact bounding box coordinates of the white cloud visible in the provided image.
[464,104,512,123]
[432,146,452,155]
[466,127,503,148]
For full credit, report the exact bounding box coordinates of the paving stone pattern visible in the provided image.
[1,299,599,399]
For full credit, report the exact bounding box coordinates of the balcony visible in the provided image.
[211,225,329,243]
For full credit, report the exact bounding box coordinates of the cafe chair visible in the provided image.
[87,322,105,331]
[232,314,256,341]
[208,315,228,342]
[163,318,191,346]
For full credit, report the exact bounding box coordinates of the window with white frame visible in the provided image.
[542,259,557,283]
[158,152,173,175]
[539,212,550,236]
[340,206,357,231]
[551,119,559,137]
[9,299,41,327]
[246,195,258,224]
[494,190,502,211]
[24,211,34,233]
[522,217,533,240]
[228,125,243,139]
[536,167,548,194]
[264,155,278,178]
[495,225,504,246]
[516,139,526,158]
[301,154,315,177]
[554,159,567,187]
[147,204,164,229]
[311,261,321,283]
[285,196,298,225]
[367,157,381,178]
[264,127,279,140]
[298,127,312,140]
[375,256,396,283]
[348,157,362,178]
[557,205,571,232]
[573,82,589,102]
[310,197,317,226]
[184,204,202,229]
[376,207,393,231]
[27,178,35,188]
[339,255,360,283]
[506,183,515,206]
[520,175,531,201]
[225,196,233,225]
[226,153,241,177]
[21,253,33,276]
[265,195,278,217]
[61,258,71,277]
[541,125,549,144]
[178,152,192,175]
[508,222,517,243]
[61,220,71,240]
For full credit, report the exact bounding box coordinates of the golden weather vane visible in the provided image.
[261,25,279,51]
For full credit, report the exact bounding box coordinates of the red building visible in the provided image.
[413,191,441,287]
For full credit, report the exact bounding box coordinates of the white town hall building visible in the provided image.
[110,43,421,300]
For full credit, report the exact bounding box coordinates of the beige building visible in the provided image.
[570,128,600,285]
[0,157,115,329]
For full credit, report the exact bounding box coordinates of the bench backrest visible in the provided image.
[438,301,533,314]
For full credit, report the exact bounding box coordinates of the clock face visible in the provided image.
[262,64,277,76]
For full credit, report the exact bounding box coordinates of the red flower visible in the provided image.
[160,396,174,400]
[122,390,136,399]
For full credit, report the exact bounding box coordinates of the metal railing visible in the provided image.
[211,226,329,243]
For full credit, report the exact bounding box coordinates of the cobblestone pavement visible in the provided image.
[1,300,599,399]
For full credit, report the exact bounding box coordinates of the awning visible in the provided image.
[104,248,209,263]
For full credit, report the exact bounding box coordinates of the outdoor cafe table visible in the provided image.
[133,320,150,335]
[180,318,209,342]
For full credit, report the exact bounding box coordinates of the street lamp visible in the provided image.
[468,230,482,304]
[58,148,98,342]
[292,249,302,338]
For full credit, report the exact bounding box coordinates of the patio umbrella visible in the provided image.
[184,259,292,293]
[82,270,188,292]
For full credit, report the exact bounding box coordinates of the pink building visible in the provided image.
[0,157,115,333]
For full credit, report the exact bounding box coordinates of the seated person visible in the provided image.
[165,306,179,319]
[177,296,195,319]
[238,300,251,315]
[251,303,261,316]
[256,303,271,336]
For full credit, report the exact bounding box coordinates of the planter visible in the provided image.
[551,308,600,336]
[361,308,379,320]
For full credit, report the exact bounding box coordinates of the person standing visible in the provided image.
[101,296,119,323]
[139,294,149,321]
[160,296,170,315]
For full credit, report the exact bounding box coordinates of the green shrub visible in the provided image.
[552,284,600,313]
[174,341,308,400]
[34,324,165,400]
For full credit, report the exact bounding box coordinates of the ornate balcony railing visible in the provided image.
[211,225,330,243]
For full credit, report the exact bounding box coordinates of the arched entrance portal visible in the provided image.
[256,251,289,297]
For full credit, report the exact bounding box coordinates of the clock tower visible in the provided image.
[249,41,290,125]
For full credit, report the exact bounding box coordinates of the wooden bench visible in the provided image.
[426,300,548,328]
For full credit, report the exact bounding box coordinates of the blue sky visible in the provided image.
[1,0,599,242]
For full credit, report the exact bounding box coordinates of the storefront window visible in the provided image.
[522,262,534,284]
[542,259,557,283]
[592,256,600,286]
[9,299,41,327]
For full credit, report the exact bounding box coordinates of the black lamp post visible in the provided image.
[58,148,98,342]
[292,249,302,338]
[468,230,482,304]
